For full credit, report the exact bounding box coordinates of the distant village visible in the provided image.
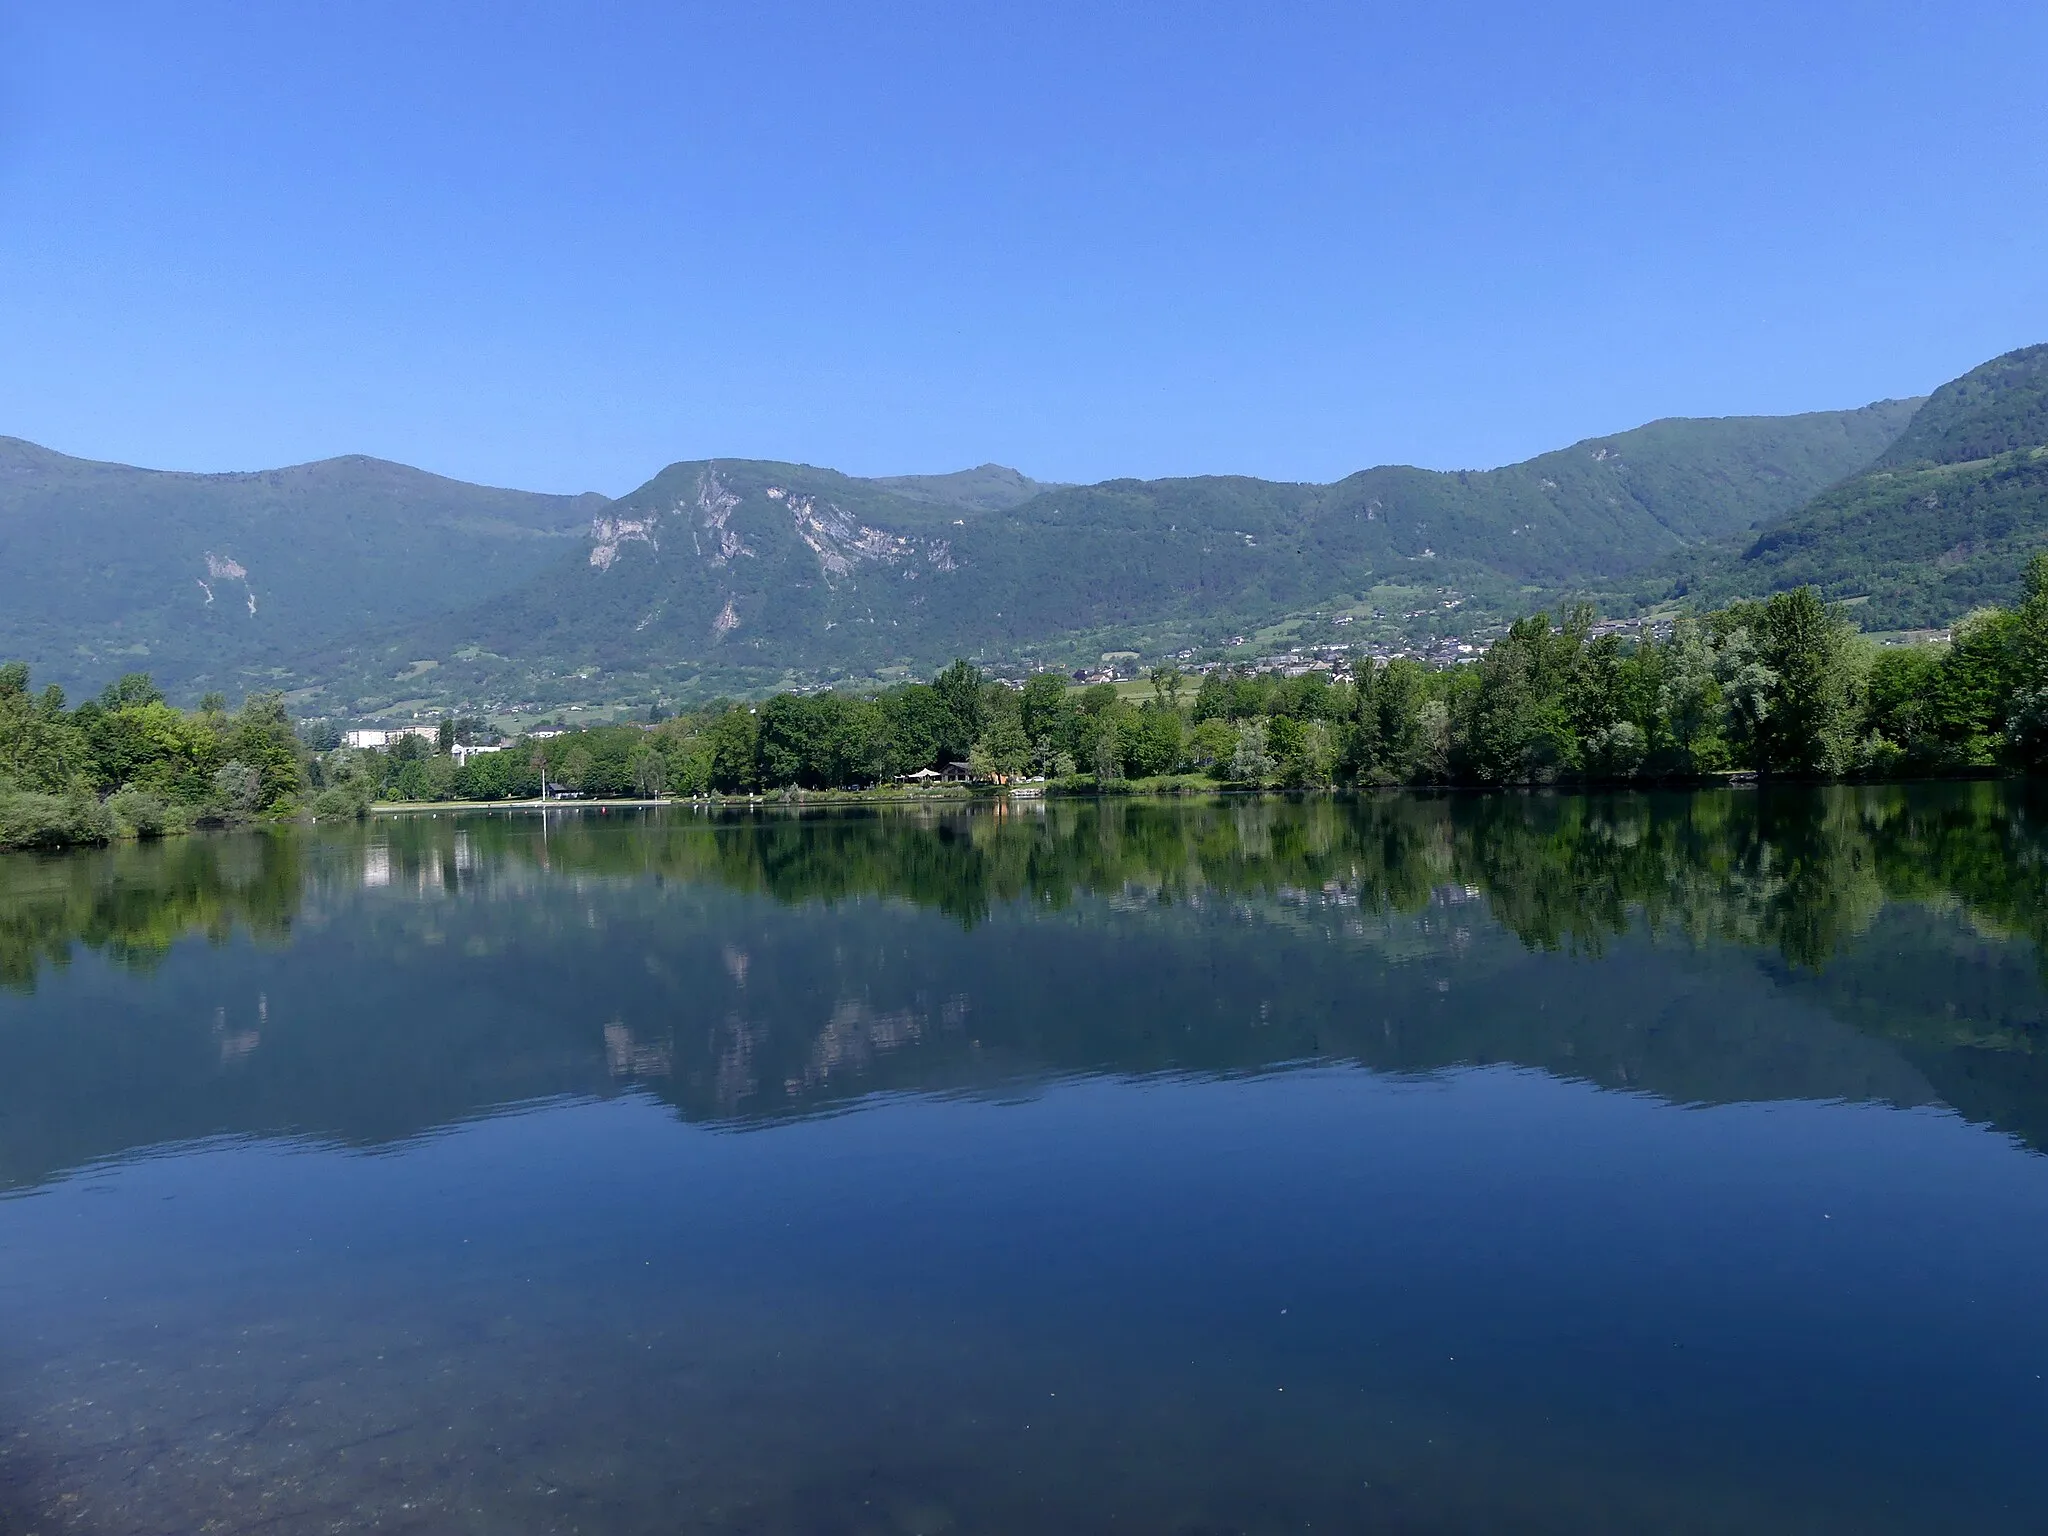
[330,614,1683,742]
[1058,614,1675,686]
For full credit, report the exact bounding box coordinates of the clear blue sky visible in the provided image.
[3,2,2045,495]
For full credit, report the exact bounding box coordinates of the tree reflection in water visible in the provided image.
[2,783,2045,1188]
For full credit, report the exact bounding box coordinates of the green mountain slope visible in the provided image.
[866,463,1063,511]
[1874,343,2048,468]
[315,402,1914,709]
[0,439,610,699]
[1697,345,2048,628]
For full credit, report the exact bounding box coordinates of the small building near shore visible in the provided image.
[343,725,438,750]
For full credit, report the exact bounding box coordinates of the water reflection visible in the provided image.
[0,828,302,990]
[5,789,2048,1533]
[12,784,2048,975]
[2,786,2045,1189]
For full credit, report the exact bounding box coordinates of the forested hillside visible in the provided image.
[1695,345,2048,628]
[867,463,1061,511]
[12,554,2048,852]
[1873,344,2048,469]
[0,439,609,698]
[328,552,2048,813]
[0,384,1946,717]
[314,402,1913,712]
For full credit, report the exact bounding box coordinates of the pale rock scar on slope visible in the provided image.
[591,469,745,570]
[200,552,257,614]
[711,595,740,641]
[694,471,748,565]
[588,514,659,571]
[586,467,967,641]
[775,488,916,582]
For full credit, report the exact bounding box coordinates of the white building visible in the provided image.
[342,725,439,750]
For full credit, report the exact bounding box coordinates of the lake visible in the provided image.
[2,786,2047,1533]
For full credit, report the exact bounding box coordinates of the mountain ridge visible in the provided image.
[1684,345,2048,628]
[0,437,615,700]
[300,399,1918,712]
[7,371,2019,716]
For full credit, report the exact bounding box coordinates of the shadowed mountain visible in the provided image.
[1683,344,2048,627]
[0,438,611,700]
[312,401,1914,707]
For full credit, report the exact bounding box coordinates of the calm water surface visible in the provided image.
[2,787,2047,1533]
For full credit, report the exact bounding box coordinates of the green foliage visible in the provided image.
[971,714,1032,781]
[1120,708,1184,779]
[1092,716,1124,783]
[0,667,306,846]
[318,404,1913,711]
[931,661,986,760]
[631,746,667,798]
[1228,719,1273,783]
[1458,608,1587,782]
[1750,588,1859,777]
[1658,621,1725,771]
[1688,346,2048,630]
[2007,685,2048,771]
[1875,344,2048,469]
[106,787,177,838]
[706,709,760,793]
[0,437,610,701]
[865,463,1057,512]
[308,783,374,821]
[0,791,115,852]
[20,548,2048,851]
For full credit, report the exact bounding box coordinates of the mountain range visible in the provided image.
[1675,343,2048,629]
[4,343,2046,716]
[0,439,603,701]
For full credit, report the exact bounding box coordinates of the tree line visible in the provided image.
[0,668,314,849]
[366,560,2048,802]
[8,561,2048,846]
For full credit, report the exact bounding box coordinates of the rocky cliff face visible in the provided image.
[560,463,973,652]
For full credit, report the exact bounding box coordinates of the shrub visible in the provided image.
[1582,721,1647,780]
[0,790,116,851]
[1851,731,1906,779]
[309,783,373,821]
[2007,685,2048,772]
[203,760,265,824]
[107,786,173,838]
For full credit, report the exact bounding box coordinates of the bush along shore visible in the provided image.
[0,667,351,851]
[9,559,2048,851]
[368,561,2048,804]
